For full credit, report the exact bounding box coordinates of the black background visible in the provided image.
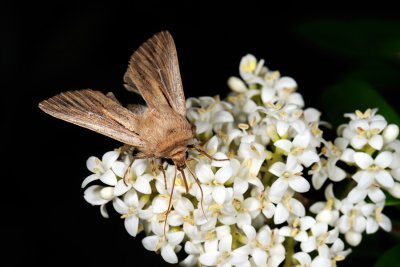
[3,3,399,267]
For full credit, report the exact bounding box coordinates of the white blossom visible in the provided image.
[77,55,400,266]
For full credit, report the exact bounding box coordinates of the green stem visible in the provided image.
[283,237,295,267]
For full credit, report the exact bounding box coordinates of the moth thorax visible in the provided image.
[171,149,187,170]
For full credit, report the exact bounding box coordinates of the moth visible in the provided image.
[39,31,220,219]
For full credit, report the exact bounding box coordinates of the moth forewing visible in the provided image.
[39,31,201,231]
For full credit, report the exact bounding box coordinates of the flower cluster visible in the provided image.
[82,54,399,266]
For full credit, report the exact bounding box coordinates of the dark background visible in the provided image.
[3,3,399,266]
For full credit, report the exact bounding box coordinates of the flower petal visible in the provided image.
[215,165,233,184]
[212,185,226,204]
[375,151,393,168]
[161,244,178,264]
[167,231,185,246]
[274,203,289,224]
[142,235,159,251]
[269,162,286,177]
[112,197,128,214]
[375,170,394,188]
[125,189,139,207]
[212,110,234,124]
[219,234,232,252]
[252,248,267,267]
[99,169,117,186]
[310,256,331,267]
[199,251,219,266]
[83,185,109,205]
[152,196,169,214]
[111,161,127,178]
[81,174,99,188]
[354,152,373,169]
[289,176,310,193]
[293,252,311,266]
[369,135,383,150]
[125,215,139,237]
[196,163,214,183]
[274,140,292,154]
[114,179,131,196]
[101,151,119,169]
[351,135,367,149]
[133,175,152,194]
[269,178,288,201]
[299,150,319,167]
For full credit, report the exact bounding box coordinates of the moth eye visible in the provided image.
[166,158,174,165]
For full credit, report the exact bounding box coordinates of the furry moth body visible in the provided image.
[39,31,205,220]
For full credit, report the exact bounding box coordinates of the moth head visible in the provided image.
[171,147,188,170]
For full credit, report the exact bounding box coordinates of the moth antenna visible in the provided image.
[189,144,229,161]
[164,165,177,235]
[185,163,207,220]
[179,169,189,193]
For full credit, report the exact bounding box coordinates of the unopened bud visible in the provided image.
[383,124,399,143]
[345,231,362,246]
[100,187,114,200]
[227,76,247,93]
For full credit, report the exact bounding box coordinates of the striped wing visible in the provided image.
[123,31,186,116]
[38,89,145,147]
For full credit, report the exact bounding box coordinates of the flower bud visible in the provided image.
[388,183,400,198]
[227,76,247,93]
[100,186,115,200]
[345,231,362,246]
[275,76,297,92]
[316,209,333,224]
[383,124,399,143]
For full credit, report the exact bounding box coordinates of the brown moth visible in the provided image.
[39,31,217,221]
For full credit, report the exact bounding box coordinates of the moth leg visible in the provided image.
[179,169,189,193]
[123,152,149,186]
[186,164,207,220]
[164,166,177,235]
[159,159,168,190]
[188,144,229,161]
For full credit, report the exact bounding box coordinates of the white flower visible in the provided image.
[310,238,350,267]
[83,185,115,218]
[195,162,233,205]
[310,184,341,225]
[274,132,319,168]
[114,158,153,196]
[360,202,392,234]
[273,191,306,224]
[279,216,316,242]
[199,234,249,266]
[238,135,267,177]
[337,200,367,246]
[82,150,120,188]
[353,151,394,188]
[242,225,285,267]
[300,223,339,253]
[113,189,147,237]
[218,194,259,229]
[239,54,266,84]
[342,114,387,150]
[142,221,185,264]
[186,96,234,137]
[269,157,310,199]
